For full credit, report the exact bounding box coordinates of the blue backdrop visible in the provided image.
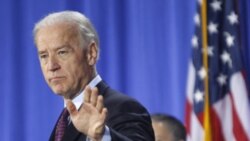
[0,0,249,141]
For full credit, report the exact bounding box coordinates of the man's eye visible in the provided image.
[40,54,48,59]
[58,50,68,55]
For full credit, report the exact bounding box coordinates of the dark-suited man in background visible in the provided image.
[33,11,155,141]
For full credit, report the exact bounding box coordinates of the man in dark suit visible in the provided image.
[33,11,155,141]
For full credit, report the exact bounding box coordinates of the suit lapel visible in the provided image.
[49,109,64,141]
[96,81,109,96]
[49,109,85,141]
[49,128,56,141]
[62,122,86,141]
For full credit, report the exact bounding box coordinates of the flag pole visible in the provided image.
[201,0,212,140]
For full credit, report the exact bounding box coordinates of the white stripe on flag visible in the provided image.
[213,94,236,141]
[230,72,250,139]
[186,62,204,141]
[189,110,204,141]
[187,61,195,104]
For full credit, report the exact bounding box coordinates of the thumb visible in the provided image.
[66,100,78,118]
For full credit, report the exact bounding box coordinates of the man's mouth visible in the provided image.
[49,76,65,82]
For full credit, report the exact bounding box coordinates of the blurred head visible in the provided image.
[151,114,186,141]
[33,11,99,99]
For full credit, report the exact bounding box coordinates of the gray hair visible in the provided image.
[33,11,99,51]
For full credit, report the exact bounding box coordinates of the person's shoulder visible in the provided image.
[104,87,147,113]
[104,87,136,103]
[96,80,147,112]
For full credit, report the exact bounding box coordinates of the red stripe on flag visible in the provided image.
[185,100,192,134]
[197,110,204,126]
[229,93,249,141]
[195,105,225,141]
[210,107,225,141]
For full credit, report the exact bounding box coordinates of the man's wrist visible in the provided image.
[88,126,105,141]
[87,126,111,141]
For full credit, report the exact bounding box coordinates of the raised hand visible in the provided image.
[65,86,108,141]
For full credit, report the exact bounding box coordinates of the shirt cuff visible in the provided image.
[86,126,111,141]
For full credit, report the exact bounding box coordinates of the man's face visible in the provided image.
[152,121,174,141]
[35,23,91,98]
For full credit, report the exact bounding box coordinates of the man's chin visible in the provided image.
[51,87,67,96]
[50,83,65,93]
[52,88,74,99]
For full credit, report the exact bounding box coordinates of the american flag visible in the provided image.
[185,0,250,141]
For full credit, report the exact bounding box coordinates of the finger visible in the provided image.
[66,100,78,117]
[95,108,108,135]
[90,87,98,106]
[96,95,104,112]
[101,108,108,121]
[84,85,91,103]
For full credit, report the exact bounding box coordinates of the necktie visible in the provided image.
[55,108,69,141]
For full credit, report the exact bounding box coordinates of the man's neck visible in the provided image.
[66,70,98,99]
[63,74,102,109]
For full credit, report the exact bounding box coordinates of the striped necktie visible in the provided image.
[55,108,69,141]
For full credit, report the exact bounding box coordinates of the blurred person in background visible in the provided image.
[151,113,186,141]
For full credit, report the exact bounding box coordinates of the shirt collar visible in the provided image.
[64,75,102,110]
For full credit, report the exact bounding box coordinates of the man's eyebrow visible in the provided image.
[38,50,46,54]
[38,45,72,54]
[56,45,71,50]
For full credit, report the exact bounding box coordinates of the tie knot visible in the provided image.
[61,108,69,119]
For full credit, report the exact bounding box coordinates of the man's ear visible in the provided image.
[87,42,98,66]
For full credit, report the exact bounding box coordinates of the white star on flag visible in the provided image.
[221,50,232,68]
[217,73,227,86]
[227,11,238,25]
[194,89,204,103]
[191,35,199,48]
[194,13,200,26]
[208,22,218,34]
[224,32,235,47]
[210,0,222,12]
[198,67,207,80]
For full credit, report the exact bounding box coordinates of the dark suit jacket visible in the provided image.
[49,81,155,141]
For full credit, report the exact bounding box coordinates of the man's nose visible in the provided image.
[47,56,60,72]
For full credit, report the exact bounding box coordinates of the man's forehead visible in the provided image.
[36,25,79,48]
